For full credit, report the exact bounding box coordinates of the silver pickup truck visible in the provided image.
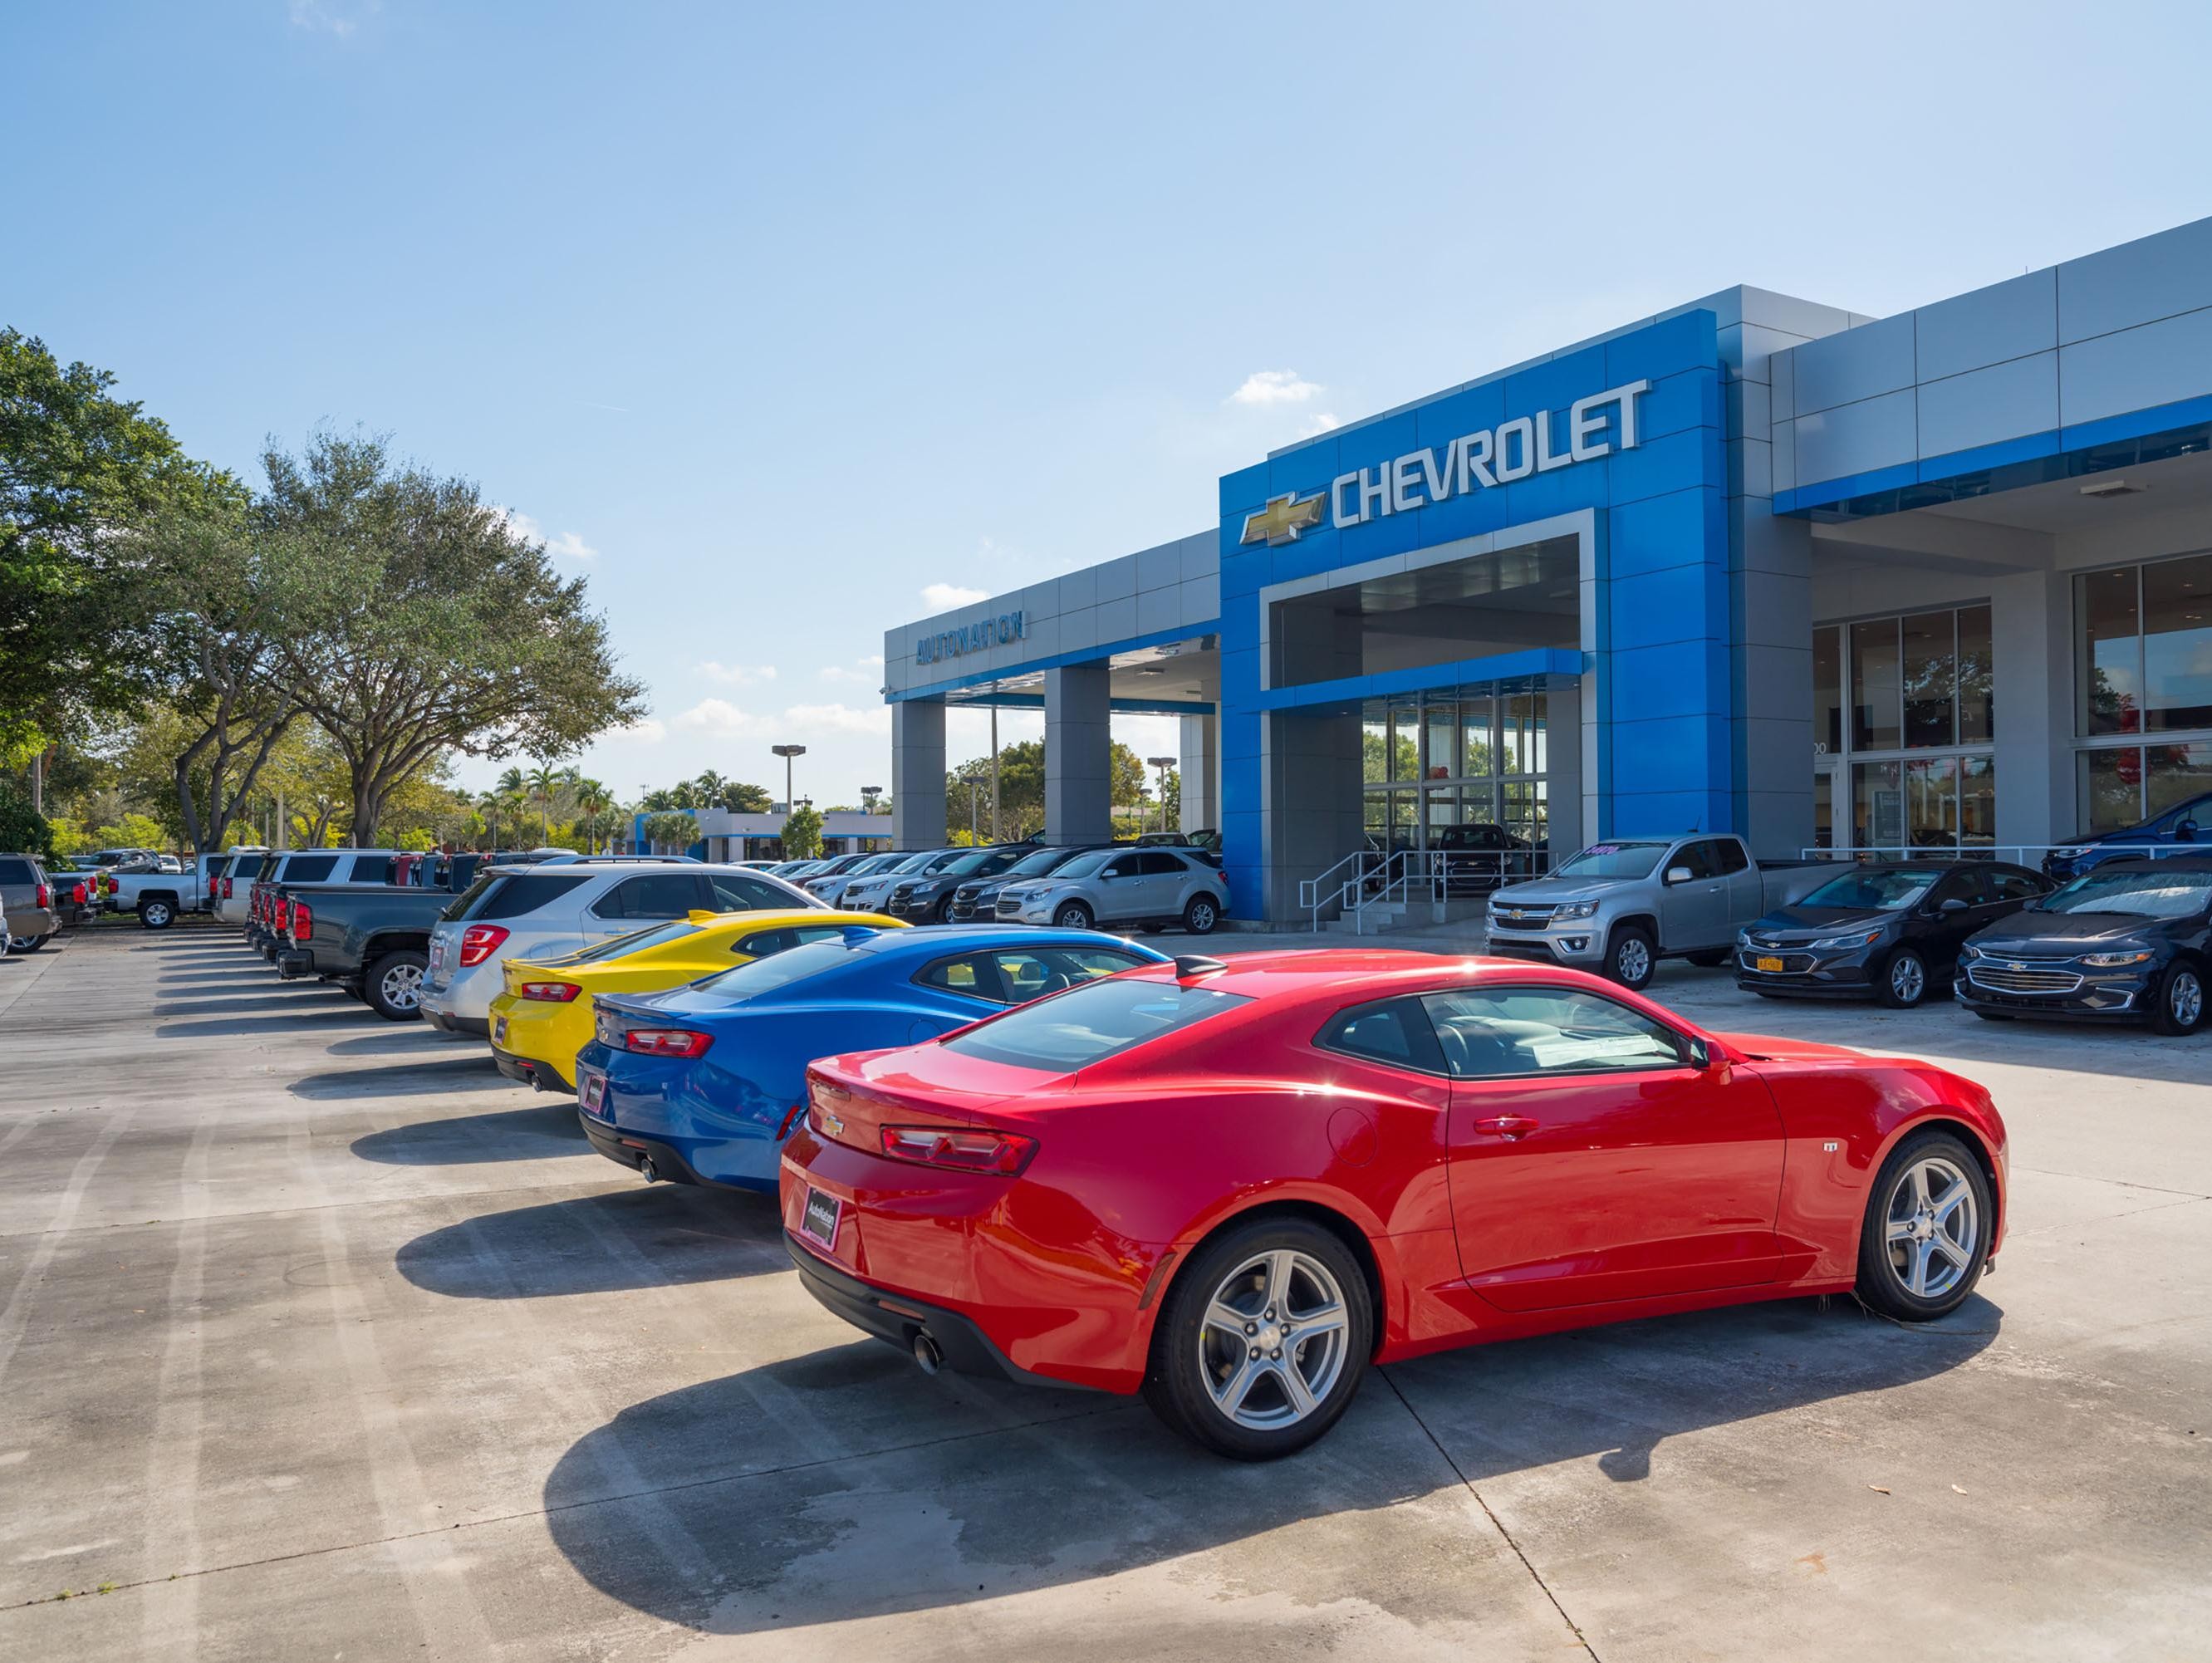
[1485,833,1831,989]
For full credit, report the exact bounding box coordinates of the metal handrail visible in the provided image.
[1303,846,1555,934]
[1802,843,2185,865]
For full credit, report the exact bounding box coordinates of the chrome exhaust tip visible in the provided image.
[637,1156,660,1183]
[911,1332,944,1376]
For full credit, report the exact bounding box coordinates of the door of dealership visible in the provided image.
[1361,684,1559,861]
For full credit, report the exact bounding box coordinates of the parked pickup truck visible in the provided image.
[272,882,449,1019]
[1485,834,1831,989]
[104,851,229,929]
[245,850,403,956]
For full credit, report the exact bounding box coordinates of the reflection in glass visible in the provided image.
[2077,567,2141,736]
[1852,761,1901,850]
[1852,619,1901,749]
[2146,739,2212,821]
[1959,754,1995,846]
[1902,611,1956,748]
[1812,626,1842,753]
[2142,552,2212,733]
[1812,770,1833,849]
[2078,748,2141,833]
[1502,692,1547,774]
[1361,704,1390,785]
[1957,605,1994,744]
[1460,695,1495,778]
[1904,756,1958,847]
[1425,705,1457,781]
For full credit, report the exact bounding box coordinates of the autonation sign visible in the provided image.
[917,608,1025,665]
[1239,379,1650,547]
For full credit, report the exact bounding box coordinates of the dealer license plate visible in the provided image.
[801,1187,841,1249]
[578,1067,611,1121]
[1756,955,1785,974]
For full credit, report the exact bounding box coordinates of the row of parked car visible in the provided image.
[1480,830,2212,1035]
[210,832,2018,1461]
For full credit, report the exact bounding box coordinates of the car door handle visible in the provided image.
[1473,1116,1539,1139]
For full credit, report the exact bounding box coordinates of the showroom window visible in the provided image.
[1362,684,1552,855]
[1816,606,1996,852]
[2073,551,2212,829]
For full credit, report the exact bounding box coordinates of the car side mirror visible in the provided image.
[2179,820,2200,842]
[1938,897,1969,913]
[1685,1037,1711,1070]
[1664,866,1694,885]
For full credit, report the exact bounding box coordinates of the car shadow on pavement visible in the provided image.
[293,1055,517,1101]
[155,989,353,1016]
[325,1029,459,1057]
[157,1008,382,1038]
[396,1184,787,1298]
[351,1101,581,1160]
[540,1293,1997,1634]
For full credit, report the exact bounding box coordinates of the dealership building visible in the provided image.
[883,216,2212,925]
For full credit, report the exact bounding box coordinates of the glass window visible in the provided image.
[1425,704,1456,780]
[346,855,395,885]
[1361,704,1390,785]
[1461,695,1496,778]
[282,855,339,882]
[687,936,860,1002]
[1989,871,2050,902]
[988,946,1147,1005]
[1388,704,1419,782]
[447,871,591,921]
[1706,837,1749,876]
[1904,756,1959,849]
[1315,997,1445,1074]
[543,919,700,965]
[2079,748,2141,832]
[2042,869,2212,919]
[1925,868,1982,909]
[1503,779,1547,850]
[2143,552,2212,733]
[942,979,1249,1071]
[1852,619,1901,750]
[1098,855,1137,881]
[1419,987,1688,1079]
[1555,841,1669,879]
[1901,611,1956,748]
[709,873,802,911]
[1853,760,1903,849]
[1958,606,1994,744]
[1802,867,1935,910]
[1959,753,1996,846]
[1502,692,1547,774]
[1812,626,1842,754]
[1812,769,1833,850]
[591,872,709,920]
[2078,567,2142,736]
[2146,743,2212,821]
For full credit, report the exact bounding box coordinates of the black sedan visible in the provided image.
[881,843,1032,923]
[1735,859,2053,1008]
[1956,857,2210,1035]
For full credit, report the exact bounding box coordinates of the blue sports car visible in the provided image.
[572,925,1170,1190]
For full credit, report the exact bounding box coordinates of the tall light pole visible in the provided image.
[772,744,807,817]
[1146,756,1177,836]
[989,707,1001,841]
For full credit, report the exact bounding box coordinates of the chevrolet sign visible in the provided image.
[1328,380,1649,530]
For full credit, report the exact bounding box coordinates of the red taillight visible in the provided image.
[517,980,581,1002]
[221,876,233,900]
[34,882,49,909]
[276,900,292,932]
[878,1124,1038,1175]
[457,924,510,967]
[619,1027,714,1058]
[291,901,313,941]
[72,881,87,905]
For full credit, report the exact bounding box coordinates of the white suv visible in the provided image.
[418,861,825,1036]
[994,846,1228,934]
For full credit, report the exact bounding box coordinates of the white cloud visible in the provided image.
[601,716,666,745]
[1299,411,1341,436]
[673,699,772,738]
[1229,370,1324,406]
[921,581,989,611]
[819,654,886,685]
[491,504,597,560]
[289,0,378,35]
[698,661,777,687]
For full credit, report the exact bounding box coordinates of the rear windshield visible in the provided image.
[282,855,340,883]
[349,855,395,885]
[1555,841,1669,879]
[542,919,700,966]
[234,854,267,881]
[0,857,34,884]
[1048,850,1113,880]
[943,978,1248,1072]
[1801,870,1934,910]
[441,871,592,922]
[1001,846,1085,879]
[2040,870,2212,918]
[684,935,864,1003]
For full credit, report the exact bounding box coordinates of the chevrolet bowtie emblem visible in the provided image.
[819,1109,844,1137]
[1240,491,1326,547]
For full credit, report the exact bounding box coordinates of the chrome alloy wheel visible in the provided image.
[1881,1154,1979,1301]
[380,960,424,1012]
[2170,968,2204,1029]
[1615,936,1651,984]
[1889,954,1925,1004]
[1196,1248,1351,1430]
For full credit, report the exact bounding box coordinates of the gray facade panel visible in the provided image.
[2056,215,2212,345]
[1913,267,2057,383]
[1915,351,2061,457]
[1793,387,1918,483]
[1791,311,1916,416]
[2057,306,2212,426]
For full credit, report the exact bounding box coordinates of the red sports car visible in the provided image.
[779,949,2006,1459]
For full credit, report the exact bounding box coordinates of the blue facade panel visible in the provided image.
[1216,311,1731,902]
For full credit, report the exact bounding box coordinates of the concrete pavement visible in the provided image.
[1,924,2207,1660]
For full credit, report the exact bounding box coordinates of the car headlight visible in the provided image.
[2080,949,2153,968]
[1810,929,1884,949]
[1551,900,1598,920]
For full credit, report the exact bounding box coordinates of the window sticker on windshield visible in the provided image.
[1586,843,1622,855]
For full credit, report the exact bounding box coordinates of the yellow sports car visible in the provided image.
[488,909,904,1092]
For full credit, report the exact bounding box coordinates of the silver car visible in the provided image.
[994,846,1227,935]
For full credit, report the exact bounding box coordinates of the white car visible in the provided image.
[418,861,826,1036]
[994,846,1229,934]
[839,849,961,915]
[213,848,272,926]
[804,849,914,905]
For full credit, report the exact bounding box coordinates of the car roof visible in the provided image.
[1834,859,2041,876]
[1111,949,1631,1006]
[842,924,1169,960]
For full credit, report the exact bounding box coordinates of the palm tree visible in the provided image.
[525,760,567,841]
[477,788,503,851]
[573,777,611,854]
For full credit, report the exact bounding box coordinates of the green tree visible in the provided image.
[949,740,1044,837]
[640,810,697,853]
[0,330,243,748]
[0,778,53,858]
[781,802,823,860]
[260,434,646,841]
[572,777,611,853]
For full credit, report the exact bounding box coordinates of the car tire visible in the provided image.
[1854,1130,1992,1322]
[1143,1215,1373,1460]
[1876,948,1930,1009]
[139,899,175,930]
[1685,949,1729,968]
[1053,901,1094,930]
[934,896,954,925]
[364,950,429,1022]
[1603,923,1656,991]
[2151,960,2206,1036]
[1183,894,1221,935]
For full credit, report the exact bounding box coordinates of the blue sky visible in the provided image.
[10,1,2212,808]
